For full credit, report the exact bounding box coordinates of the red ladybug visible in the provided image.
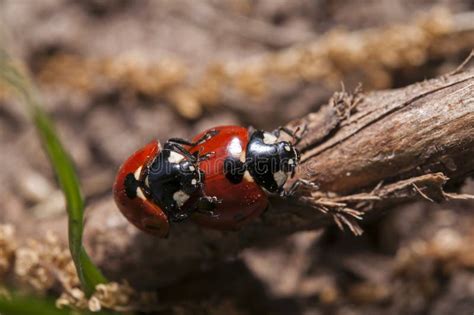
[113,131,219,237]
[113,140,169,236]
[186,125,309,229]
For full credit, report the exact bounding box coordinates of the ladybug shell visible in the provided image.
[189,126,268,230]
[113,140,170,237]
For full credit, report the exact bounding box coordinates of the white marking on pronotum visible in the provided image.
[240,151,246,163]
[173,190,190,207]
[263,132,278,145]
[273,171,288,187]
[284,145,291,152]
[191,179,197,185]
[136,187,147,201]
[189,165,195,171]
[134,166,143,180]
[168,151,184,163]
[243,170,254,182]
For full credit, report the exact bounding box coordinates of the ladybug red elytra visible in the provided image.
[187,126,268,230]
[113,125,311,236]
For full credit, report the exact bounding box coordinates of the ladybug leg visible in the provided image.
[194,179,221,217]
[194,129,219,145]
[196,196,221,217]
[167,138,194,146]
[291,167,296,179]
[280,179,319,198]
[168,129,219,148]
[164,142,198,162]
[272,124,308,145]
[192,144,216,162]
[198,178,223,204]
[198,151,215,161]
[294,123,308,145]
[272,126,293,138]
[169,211,190,222]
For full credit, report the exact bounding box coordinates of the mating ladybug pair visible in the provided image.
[113,125,310,237]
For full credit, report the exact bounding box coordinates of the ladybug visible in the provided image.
[113,130,220,237]
[187,125,310,230]
[114,125,311,236]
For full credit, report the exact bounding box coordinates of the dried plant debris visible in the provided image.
[331,83,363,123]
[295,172,474,236]
[0,224,159,312]
[0,8,469,119]
[0,225,16,277]
[14,231,78,292]
[56,281,159,313]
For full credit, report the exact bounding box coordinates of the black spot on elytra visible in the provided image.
[124,173,138,199]
[224,157,245,184]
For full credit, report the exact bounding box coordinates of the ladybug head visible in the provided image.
[113,140,170,237]
[278,141,300,174]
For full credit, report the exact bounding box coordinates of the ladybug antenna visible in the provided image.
[293,123,308,145]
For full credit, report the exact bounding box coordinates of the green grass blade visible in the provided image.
[0,295,73,315]
[0,49,107,295]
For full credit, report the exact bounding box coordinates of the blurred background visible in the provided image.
[1,0,474,314]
